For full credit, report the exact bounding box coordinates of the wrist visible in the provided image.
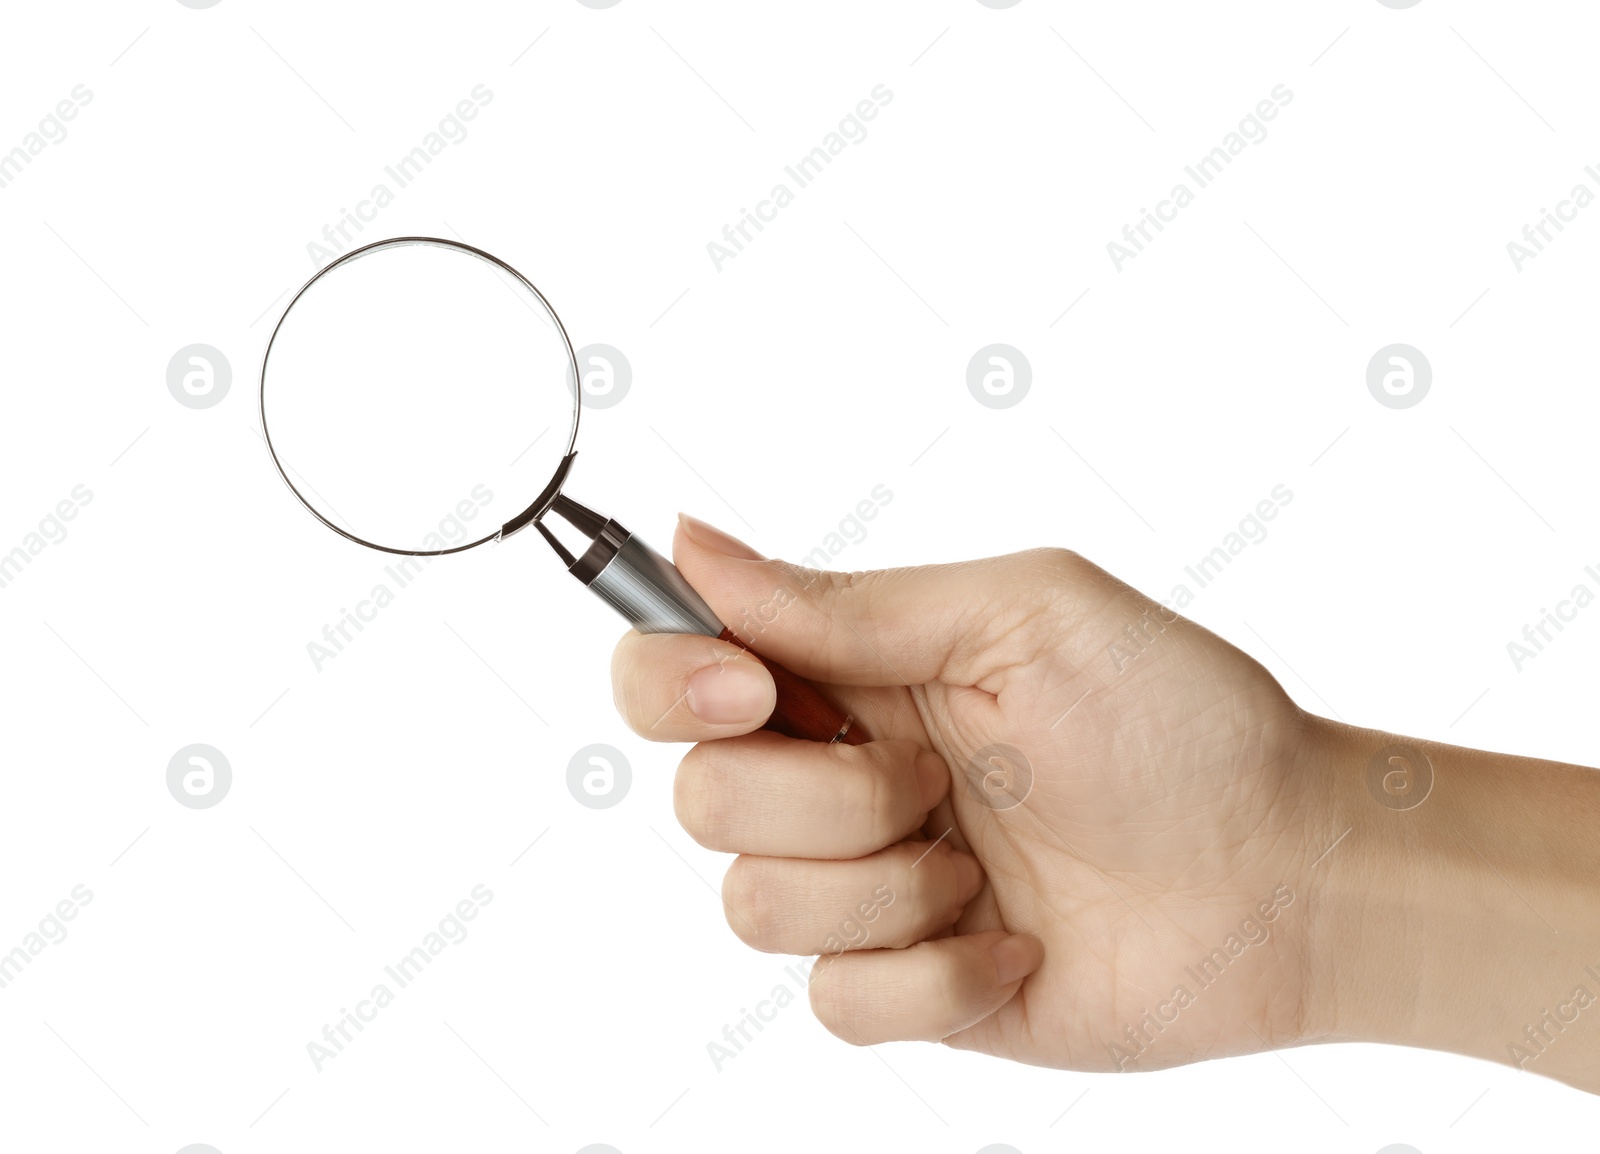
[1295,715,1600,1090]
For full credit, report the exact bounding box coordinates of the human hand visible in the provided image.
[610,514,1332,1071]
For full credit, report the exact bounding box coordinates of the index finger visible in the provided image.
[611,629,776,743]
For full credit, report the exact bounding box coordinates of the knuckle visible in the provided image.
[720,857,768,949]
[1030,546,1089,585]
[612,632,739,739]
[895,846,964,939]
[774,558,850,602]
[819,565,866,599]
[900,846,940,924]
[1003,547,1107,649]
[609,638,649,734]
[844,753,889,852]
[807,962,868,1045]
[845,742,915,849]
[926,945,975,1030]
[673,745,729,847]
[774,561,874,638]
[959,937,999,992]
[939,855,973,924]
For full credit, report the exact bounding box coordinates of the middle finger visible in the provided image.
[675,730,948,858]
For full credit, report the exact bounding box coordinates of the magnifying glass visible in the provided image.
[259,236,863,745]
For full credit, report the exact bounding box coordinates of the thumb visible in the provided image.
[671,513,1083,689]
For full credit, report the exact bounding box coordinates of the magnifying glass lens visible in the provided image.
[261,241,575,551]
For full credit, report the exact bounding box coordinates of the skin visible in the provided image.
[610,514,1600,1092]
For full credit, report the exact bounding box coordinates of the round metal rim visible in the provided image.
[257,235,583,557]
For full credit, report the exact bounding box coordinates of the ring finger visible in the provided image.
[721,839,984,955]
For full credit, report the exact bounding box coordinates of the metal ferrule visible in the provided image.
[576,524,724,638]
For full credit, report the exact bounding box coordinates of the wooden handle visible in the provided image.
[717,627,867,745]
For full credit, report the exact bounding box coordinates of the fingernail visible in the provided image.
[679,513,765,561]
[915,749,949,812]
[950,852,984,903]
[990,934,1042,987]
[686,659,775,725]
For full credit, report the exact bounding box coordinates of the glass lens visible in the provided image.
[261,239,576,552]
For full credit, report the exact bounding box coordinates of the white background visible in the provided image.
[2,1,1598,1151]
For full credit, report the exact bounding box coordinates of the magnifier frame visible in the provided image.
[258,235,582,557]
